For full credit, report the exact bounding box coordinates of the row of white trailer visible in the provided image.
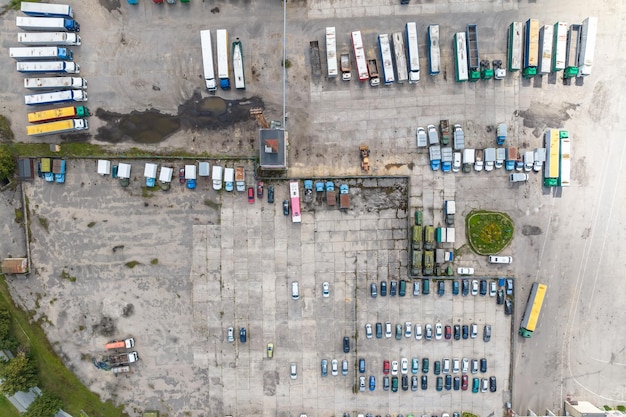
[200,29,245,92]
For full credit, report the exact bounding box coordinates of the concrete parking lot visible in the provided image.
[2,0,626,415]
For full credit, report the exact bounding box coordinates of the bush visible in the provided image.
[0,351,39,395]
[0,145,16,183]
[24,391,63,417]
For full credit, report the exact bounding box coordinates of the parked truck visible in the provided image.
[444,200,455,226]
[107,351,139,366]
[496,123,507,145]
[523,19,539,78]
[224,167,234,191]
[233,166,244,192]
[523,151,534,172]
[10,46,73,61]
[439,120,450,146]
[17,60,79,74]
[309,41,322,78]
[24,77,86,90]
[144,163,157,187]
[493,59,506,79]
[429,145,441,171]
[474,149,484,171]
[480,59,493,80]
[533,148,546,172]
[466,24,480,81]
[495,148,506,169]
[340,53,351,81]
[28,105,89,123]
[423,250,434,276]
[484,148,496,172]
[412,225,423,247]
[462,149,474,173]
[21,2,74,18]
[16,16,80,32]
[441,147,453,172]
[453,124,465,150]
[303,180,313,203]
[105,338,135,350]
[326,181,336,206]
[25,90,87,106]
[564,24,582,79]
[339,184,350,209]
[506,147,517,171]
[411,249,422,275]
[18,32,81,46]
[367,59,380,87]
[423,226,435,250]
[26,118,87,136]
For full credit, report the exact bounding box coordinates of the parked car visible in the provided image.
[256,181,264,198]
[413,281,420,296]
[390,281,397,296]
[480,279,487,295]
[282,200,289,215]
[383,375,390,391]
[435,323,443,340]
[481,378,489,392]
[391,360,399,375]
[452,280,459,295]
[422,357,429,373]
[247,187,255,203]
[443,358,450,373]
[401,358,409,374]
[240,327,247,343]
[369,375,376,391]
[497,289,505,305]
[471,323,478,338]
[227,326,234,343]
[365,323,372,339]
[391,376,399,392]
[322,282,330,297]
[411,358,419,374]
[445,325,452,340]
[380,281,387,296]
[489,376,497,392]
[359,358,366,373]
[321,359,328,376]
[422,278,430,294]
[434,360,441,375]
[461,374,468,390]
[414,324,422,340]
[506,279,514,295]
[402,375,409,391]
[505,299,513,315]
[462,279,469,296]
[471,280,479,295]
[405,322,412,338]
[489,281,497,296]
[436,376,443,391]
[395,324,402,340]
[445,374,452,390]
[462,358,469,373]
[480,358,487,373]
[453,358,460,373]
[462,325,469,339]
[342,359,348,375]
[472,377,480,393]
[383,360,390,374]
[343,337,350,353]
[179,167,185,184]
[385,322,392,338]
[454,376,460,390]
[437,280,445,296]
[457,267,474,275]
[290,362,297,379]
[421,375,428,390]
[267,185,275,203]
[454,325,460,340]
[376,322,383,339]
[267,343,274,358]
[399,280,406,296]
[471,359,479,374]
[411,375,418,391]
[483,325,491,342]
[370,282,377,298]
[359,376,366,391]
[425,324,433,340]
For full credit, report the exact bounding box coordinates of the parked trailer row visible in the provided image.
[18,32,81,46]
[326,27,338,79]
[523,18,539,77]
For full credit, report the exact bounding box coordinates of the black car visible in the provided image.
[375,322,383,339]
[480,358,487,373]
[343,337,350,353]
[282,200,289,216]
[445,374,452,390]
[434,360,441,375]
[454,325,461,340]
[489,376,497,392]
[422,357,429,373]
[267,186,274,203]
[437,280,445,296]
[239,327,247,343]
[380,281,387,296]
[462,325,469,339]
[390,281,397,296]
[462,279,469,296]
[453,376,460,390]
[497,289,505,305]
[421,375,428,390]
[483,325,491,342]
[411,375,418,391]
[504,299,513,315]
[401,375,409,391]
[480,279,487,295]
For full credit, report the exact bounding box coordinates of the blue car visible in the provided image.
[239,327,247,343]
[359,358,365,373]
[369,375,376,391]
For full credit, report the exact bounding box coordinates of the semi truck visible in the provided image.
[506,147,517,171]
[428,24,441,75]
[53,159,66,183]
[367,59,380,87]
[578,17,597,77]
[508,22,523,72]
[25,90,87,106]
[16,16,80,32]
[17,60,79,74]
[484,148,496,171]
[533,148,546,172]
[10,46,72,61]
[474,149,484,172]
[105,338,135,350]
[340,53,351,81]
[453,124,465,150]
[28,105,89,123]
[216,29,230,89]
[552,22,567,72]
[21,2,74,18]
[538,25,553,74]
[232,40,245,90]
[326,27,338,79]
[462,149,475,173]
[235,166,245,192]
[24,77,86,90]
[429,145,441,171]
[439,120,450,146]
[200,30,217,92]
[496,148,506,169]
[423,226,435,250]
[564,24,582,79]
[441,147,453,172]
[523,19,539,77]
[466,25,480,81]
[107,351,139,365]
[423,251,434,276]
[309,41,322,78]
[496,123,507,145]
[18,32,81,46]
[26,118,87,136]
[339,184,350,209]
[392,32,408,83]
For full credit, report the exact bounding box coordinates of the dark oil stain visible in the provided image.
[521,225,542,236]
[99,0,121,13]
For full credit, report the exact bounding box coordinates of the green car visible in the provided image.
[472,377,480,393]
[395,324,402,340]
[391,376,399,392]
[434,360,441,375]
[422,357,429,373]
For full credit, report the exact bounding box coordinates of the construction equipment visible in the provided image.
[250,107,269,129]
[480,60,493,79]
[359,145,370,172]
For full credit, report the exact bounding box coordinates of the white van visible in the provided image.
[488,255,513,264]
[224,167,234,192]
[510,173,528,182]
[212,165,223,190]
[291,281,300,300]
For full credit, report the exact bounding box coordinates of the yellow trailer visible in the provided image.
[26,118,88,136]
[27,105,89,123]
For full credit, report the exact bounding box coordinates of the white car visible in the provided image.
[405,322,412,338]
[462,358,469,373]
[489,281,497,297]
[453,358,460,373]
[425,324,433,340]
[227,327,234,343]
[331,359,338,376]
[385,322,392,338]
[391,360,399,376]
[365,323,373,339]
[457,267,474,275]
[435,323,443,340]
[359,376,366,391]
[443,358,450,373]
[471,280,479,296]
[414,324,422,340]
[322,281,330,297]
[290,362,297,379]
[401,358,409,374]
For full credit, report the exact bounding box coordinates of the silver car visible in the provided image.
[359,376,366,391]
[227,327,234,343]
[425,324,433,340]
[365,323,373,339]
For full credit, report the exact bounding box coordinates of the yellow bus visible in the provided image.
[519,282,548,337]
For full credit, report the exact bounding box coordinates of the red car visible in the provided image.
[461,374,468,391]
[179,167,185,184]
[257,181,264,198]
[445,325,452,340]
[248,187,255,203]
[383,360,390,375]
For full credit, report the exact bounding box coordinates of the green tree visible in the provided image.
[0,351,39,395]
[0,145,16,183]
[0,308,10,340]
[24,391,64,417]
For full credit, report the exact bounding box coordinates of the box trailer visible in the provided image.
[10,46,72,61]
[216,29,230,89]
[26,118,87,136]
[21,2,74,18]
[17,61,79,74]
[24,77,86,90]
[406,22,420,83]
[392,32,408,83]
[232,40,245,90]
[199,30,217,92]
[378,34,395,85]
[18,32,81,46]
[25,90,87,106]
[523,19,539,77]
[16,16,79,32]
[539,25,553,74]
[552,22,567,72]
[28,105,89,123]
[326,27,338,79]
[508,22,523,71]
[578,17,597,76]
[428,24,441,75]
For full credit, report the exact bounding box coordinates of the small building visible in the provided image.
[18,158,35,180]
[259,128,287,170]
[564,401,607,417]
[97,160,111,175]
[1,258,29,274]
